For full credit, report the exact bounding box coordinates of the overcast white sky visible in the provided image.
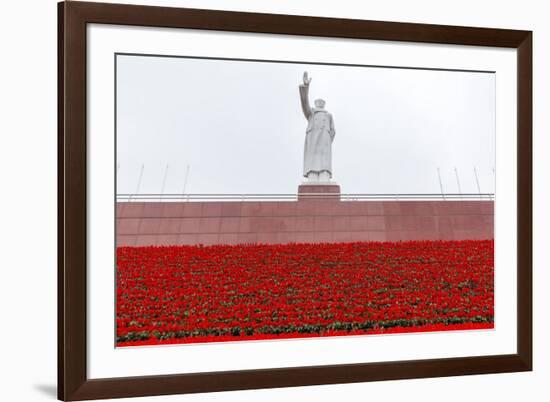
[116,54,495,195]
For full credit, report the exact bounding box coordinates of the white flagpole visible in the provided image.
[454,167,462,199]
[160,163,169,202]
[437,168,445,200]
[182,164,190,201]
[131,163,144,202]
[474,166,482,199]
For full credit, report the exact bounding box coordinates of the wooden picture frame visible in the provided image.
[58,1,532,400]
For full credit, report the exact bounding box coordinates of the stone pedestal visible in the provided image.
[298,183,341,200]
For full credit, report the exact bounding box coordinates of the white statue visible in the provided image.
[299,71,336,183]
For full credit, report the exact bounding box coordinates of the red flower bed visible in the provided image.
[116,240,494,346]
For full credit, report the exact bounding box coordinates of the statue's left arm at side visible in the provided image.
[329,114,336,141]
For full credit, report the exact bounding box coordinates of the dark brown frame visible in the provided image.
[58,1,532,400]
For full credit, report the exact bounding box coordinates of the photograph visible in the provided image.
[52,1,535,400]
[115,54,496,347]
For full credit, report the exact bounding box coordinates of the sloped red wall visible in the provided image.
[116,200,493,246]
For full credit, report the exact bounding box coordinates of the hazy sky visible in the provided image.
[116,54,495,195]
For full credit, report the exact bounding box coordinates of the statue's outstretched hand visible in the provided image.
[303,71,312,86]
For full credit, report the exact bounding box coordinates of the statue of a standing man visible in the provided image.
[299,71,336,182]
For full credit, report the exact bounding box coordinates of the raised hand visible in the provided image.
[303,71,312,86]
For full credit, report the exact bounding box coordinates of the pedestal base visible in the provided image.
[298,183,341,200]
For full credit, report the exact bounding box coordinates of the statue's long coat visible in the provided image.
[299,84,336,177]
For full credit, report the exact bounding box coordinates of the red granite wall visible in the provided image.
[116,200,494,246]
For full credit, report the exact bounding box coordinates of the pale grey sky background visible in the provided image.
[116,54,495,195]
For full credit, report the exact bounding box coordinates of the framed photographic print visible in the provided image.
[58,1,532,400]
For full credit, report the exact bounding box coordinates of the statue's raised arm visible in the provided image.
[299,71,312,119]
[303,71,312,85]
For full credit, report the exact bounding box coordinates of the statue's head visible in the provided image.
[314,98,326,109]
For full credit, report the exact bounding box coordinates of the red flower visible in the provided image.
[116,240,494,346]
